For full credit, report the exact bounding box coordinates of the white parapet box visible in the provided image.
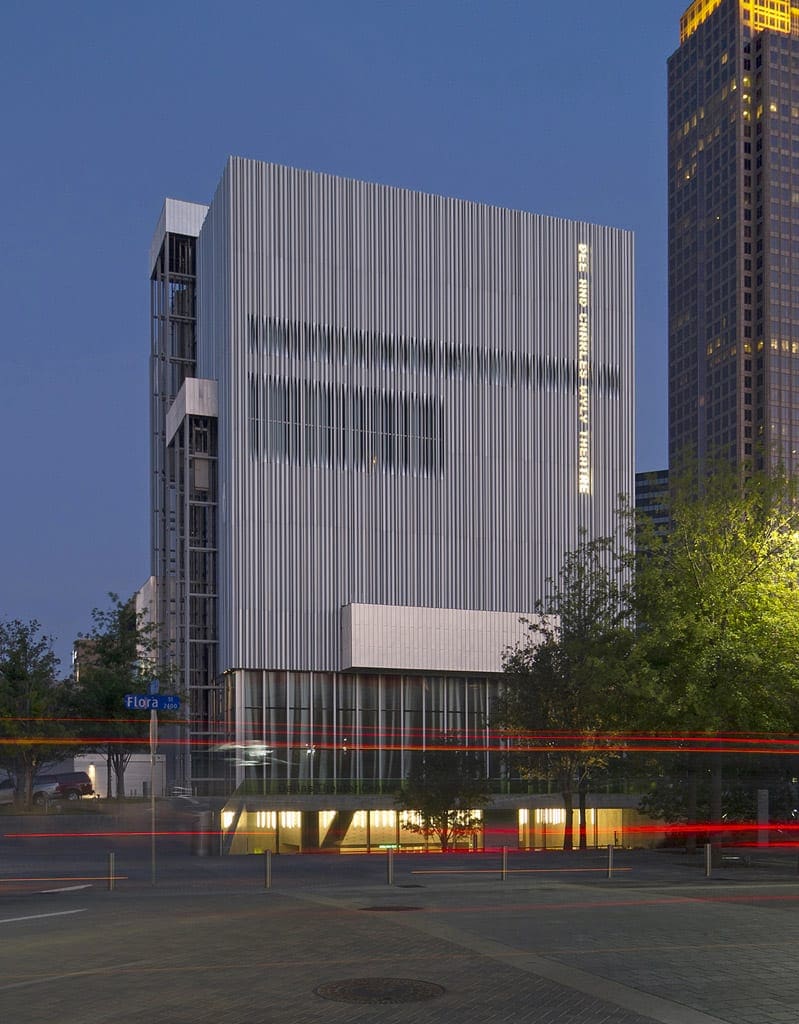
[341,603,552,675]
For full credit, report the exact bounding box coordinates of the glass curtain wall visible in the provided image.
[232,670,495,794]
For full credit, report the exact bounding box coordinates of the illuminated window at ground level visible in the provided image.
[536,808,565,826]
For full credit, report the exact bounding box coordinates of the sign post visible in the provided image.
[148,678,159,887]
[149,709,157,885]
[122,682,181,887]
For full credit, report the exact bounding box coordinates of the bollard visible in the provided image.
[264,849,272,890]
[386,847,394,886]
[607,843,614,880]
[501,845,508,881]
[107,851,115,892]
[704,842,713,879]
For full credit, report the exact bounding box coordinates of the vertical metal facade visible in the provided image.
[196,158,635,675]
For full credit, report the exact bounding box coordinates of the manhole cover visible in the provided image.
[315,977,445,1004]
[361,905,421,911]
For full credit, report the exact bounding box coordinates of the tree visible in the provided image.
[638,752,799,842]
[0,619,73,806]
[68,594,168,799]
[496,534,636,850]
[632,465,799,837]
[395,735,491,851]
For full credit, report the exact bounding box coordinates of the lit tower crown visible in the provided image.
[681,0,799,42]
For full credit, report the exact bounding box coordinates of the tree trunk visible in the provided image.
[686,761,698,854]
[20,765,34,809]
[710,753,724,867]
[578,775,588,850]
[562,788,574,851]
[112,756,126,799]
[710,753,723,828]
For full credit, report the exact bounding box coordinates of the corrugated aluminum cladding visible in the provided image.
[196,157,634,674]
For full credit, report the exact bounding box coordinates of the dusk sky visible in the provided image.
[1,0,687,670]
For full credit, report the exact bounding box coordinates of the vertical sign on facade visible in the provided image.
[577,243,591,495]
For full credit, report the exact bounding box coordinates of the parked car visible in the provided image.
[31,771,94,803]
[52,771,94,801]
[30,777,62,804]
[0,778,15,805]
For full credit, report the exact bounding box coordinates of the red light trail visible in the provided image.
[5,720,799,755]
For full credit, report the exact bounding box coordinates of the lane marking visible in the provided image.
[40,884,93,893]
[0,908,87,925]
[0,876,114,882]
[0,960,150,992]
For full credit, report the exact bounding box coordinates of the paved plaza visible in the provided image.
[2,825,799,1024]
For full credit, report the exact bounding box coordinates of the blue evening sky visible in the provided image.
[0,0,687,670]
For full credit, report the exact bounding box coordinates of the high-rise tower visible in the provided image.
[669,0,799,473]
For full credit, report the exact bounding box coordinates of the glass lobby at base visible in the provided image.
[220,805,663,855]
[217,670,666,853]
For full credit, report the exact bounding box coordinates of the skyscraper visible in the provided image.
[669,0,799,474]
[143,159,635,847]
[635,469,671,542]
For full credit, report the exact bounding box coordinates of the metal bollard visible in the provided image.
[501,845,508,881]
[264,849,272,889]
[107,851,115,892]
[607,843,614,880]
[386,847,394,885]
[705,842,713,879]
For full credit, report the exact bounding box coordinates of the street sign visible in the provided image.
[124,694,180,711]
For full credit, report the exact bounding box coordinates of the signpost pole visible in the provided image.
[150,708,157,886]
[123,685,178,889]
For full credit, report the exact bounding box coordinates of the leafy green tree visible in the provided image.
[632,465,799,835]
[68,594,169,799]
[0,619,74,806]
[639,753,799,841]
[396,735,491,851]
[496,534,636,850]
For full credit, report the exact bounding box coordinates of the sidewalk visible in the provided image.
[2,846,799,1023]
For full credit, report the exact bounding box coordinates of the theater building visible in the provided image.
[143,158,636,851]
